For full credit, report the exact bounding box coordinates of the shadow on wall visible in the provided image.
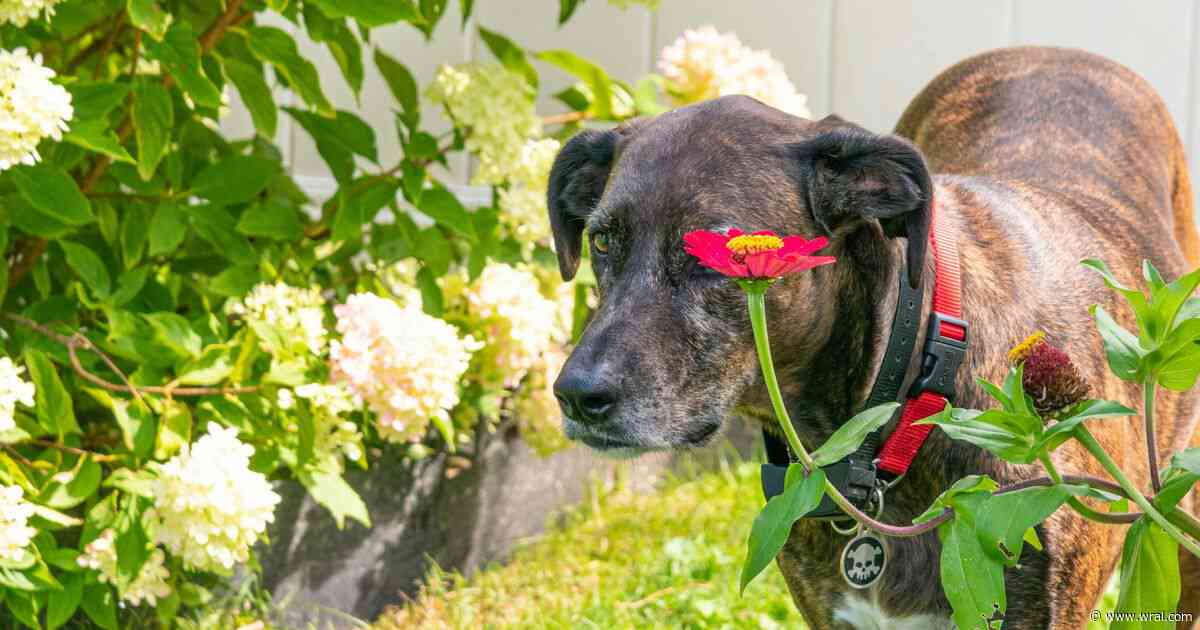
[258,420,759,628]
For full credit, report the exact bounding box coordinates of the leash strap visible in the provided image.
[760,197,968,504]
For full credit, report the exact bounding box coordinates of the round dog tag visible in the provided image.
[841,531,887,589]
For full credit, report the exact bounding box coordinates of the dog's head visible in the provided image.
[547,95,932,454]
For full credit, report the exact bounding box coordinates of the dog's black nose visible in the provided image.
[554,367,617,425]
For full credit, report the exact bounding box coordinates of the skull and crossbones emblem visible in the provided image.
[841,534,886,588]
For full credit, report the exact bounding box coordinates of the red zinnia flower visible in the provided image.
[683,229,836,279]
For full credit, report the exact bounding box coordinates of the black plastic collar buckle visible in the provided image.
[909,313,969,399]
[760,458,877,520]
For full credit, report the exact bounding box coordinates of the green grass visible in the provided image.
[373,455,1124,630]
[374,457,804,629]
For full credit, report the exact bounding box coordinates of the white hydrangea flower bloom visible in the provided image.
[0,48,73,171]
[331,293,478,443]
[0,356,35,435]
[226,282,328,356]
[465,263,560,387]
[427,63,541,186]
[497,138,560,244]
[658,26,811,118]
[77,529,173,606]
[0,484,36,564]
[152,425,280,573]
[0,0,63,27]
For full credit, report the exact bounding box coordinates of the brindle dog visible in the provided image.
[547,47,1200,629]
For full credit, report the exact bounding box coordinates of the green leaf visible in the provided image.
[977,486,1071,565]
[189,206,257,264]
[810,402,899,467]
[31,504,84,529]
[116,524,150,591]
[191,155,281,205]
[334,178,399,241]
[58,241,112,298]
[111,267,150,306]
[64,121,135,164]
[1091,304,1145,381]
[374,50,418,116]
[247,26,334,115]
[209,265,261,297]
[558,0,584,24]
[739,466,825,593]
[1034,399,1137,454]
[154,400,192,460]
[1114,520,1180,629]
[132,79,174,181]
[1083,259,1152,333]
[145,22,222,108]
[120,205,151,269]
[144,312,202,359]
[5,591,39,627]
[416,266,443,316]
[303,6,364,97]
[223,58,277,138]
[286,108,378,184]
[104,394,155,459]
[919,407,1038,464]
[41,456,102,509]
[237,201,303,240]
[176,345,233,385]
[81,583,118,630]
[939,493,1007,630]
[265,359,307,386]
[1157,343,1200,391]
[537,49,614,119]
[9,163,93,226]
[126,0,171,40]
[46,567,83,629]
[24,349,79,437]
[418,187,475,240]
[305,0,419,27]
[914,474,998,524]
[301,470,371,529]
[148,203,188,256]
[478,27,539,88]
[66,82,130,121]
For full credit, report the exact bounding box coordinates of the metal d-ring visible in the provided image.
[830,487,887,536]
[831,518,859,536]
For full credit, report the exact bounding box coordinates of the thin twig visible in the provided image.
[91,15,127,80]
[3,314,259,398]
[542,110,592,126]
[31,439,122,463]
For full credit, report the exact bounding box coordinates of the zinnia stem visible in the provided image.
[746,289,814,470]
[1038,452,1135,525]
[1144,380,1162,492]
[1075,425,1200,557]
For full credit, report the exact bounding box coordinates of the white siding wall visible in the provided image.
[232,1,1200,215]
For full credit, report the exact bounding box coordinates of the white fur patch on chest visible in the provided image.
[833,593,954,630]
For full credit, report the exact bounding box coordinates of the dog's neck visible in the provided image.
[764,218,938,452]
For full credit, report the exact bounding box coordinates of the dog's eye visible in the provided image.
[590,230,610,255]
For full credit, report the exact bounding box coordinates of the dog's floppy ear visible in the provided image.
[546,129,619,280]
[794,124,933,287]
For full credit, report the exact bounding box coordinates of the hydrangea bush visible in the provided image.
[0,0,807,626]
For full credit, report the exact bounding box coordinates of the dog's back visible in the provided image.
[896,46,1200,268]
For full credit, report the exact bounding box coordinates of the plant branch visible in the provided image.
[541,110,592,126]
[1039,452,1136,525]
[1145,380,1162,492]
[3,314,259,398]
[30,439,122,463]
[1075,425,1200,556]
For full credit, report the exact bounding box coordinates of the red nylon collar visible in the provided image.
[876,198,966,476]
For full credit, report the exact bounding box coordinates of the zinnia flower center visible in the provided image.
[726,234,784,256]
